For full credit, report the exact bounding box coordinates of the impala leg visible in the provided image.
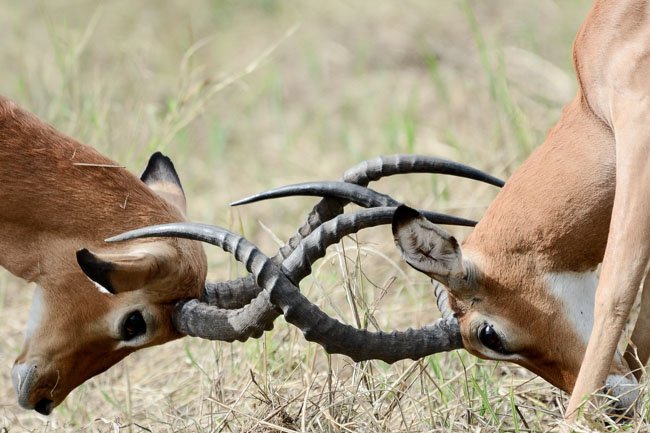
[565,107,650,420]
[624,271,650,380]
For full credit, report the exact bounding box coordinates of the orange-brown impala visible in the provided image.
[123,0,650,421]
[0,95,207,414]
[403,0,650,418]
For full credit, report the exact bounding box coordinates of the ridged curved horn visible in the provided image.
[233,182,477,227]
[419,211,476,227]
[276,154,503,260]
[108,218,464,361]
[281,207,399,283]
[187,208,472,309]
[231,182,399,208]
[208,155,502,309]
[173,292,277,342]
[340,154,505,188]
[109,223,280,342]
[202,182,394,308]
[202,279,264,309]
[277,208,463,335]
[434,282,455,322]
[279,208,460,324]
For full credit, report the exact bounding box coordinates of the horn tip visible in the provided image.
[105,234,125,243]
[105,230,142,243]
[230,196,255,206]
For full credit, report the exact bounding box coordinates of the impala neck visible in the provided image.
[0,98,181,284]
[464,94,615,274]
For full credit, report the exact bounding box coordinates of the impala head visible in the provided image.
[392,205,634,401]
[11,153,206,414]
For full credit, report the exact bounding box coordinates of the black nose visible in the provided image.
[34,398,53,415]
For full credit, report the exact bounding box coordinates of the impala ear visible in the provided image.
[392,205,473,293]
[141,152,187,215]
[76,242,177,294]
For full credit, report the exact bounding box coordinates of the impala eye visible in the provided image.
[478,323,510,354]
[121,311,146,341]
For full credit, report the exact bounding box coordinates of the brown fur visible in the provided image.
[0,96,206,411]
[396,1,650,418]
[459,0,650,418]
[444,91,618,392]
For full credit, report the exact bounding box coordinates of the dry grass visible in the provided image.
[0,0,646,431]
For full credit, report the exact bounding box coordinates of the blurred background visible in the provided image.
[0,0,621,431]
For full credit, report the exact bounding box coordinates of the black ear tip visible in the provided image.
[140,152,183,190]
[76,248,92,265]
[144,152,174,173]
[392,205,421,234]
[75,248,116,293]
[149,151,171,165]
[76,248,107,272]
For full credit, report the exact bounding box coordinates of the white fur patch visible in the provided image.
[93,281,111,294]
[86,277,112,295]
[545,271,597,345]
[25,286,44,339]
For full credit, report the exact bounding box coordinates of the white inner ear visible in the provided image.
[396,218,463,279]
[87,277,114,295]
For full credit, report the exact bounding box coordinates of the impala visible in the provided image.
[116,0,650,421]
[400,0,650,417]
[1,95,220,415]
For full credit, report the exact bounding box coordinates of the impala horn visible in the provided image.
[202,154,503,310]
[107,207,464,361]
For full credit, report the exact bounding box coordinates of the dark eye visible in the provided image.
[122,311,146,341]
[478,323,510,354]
